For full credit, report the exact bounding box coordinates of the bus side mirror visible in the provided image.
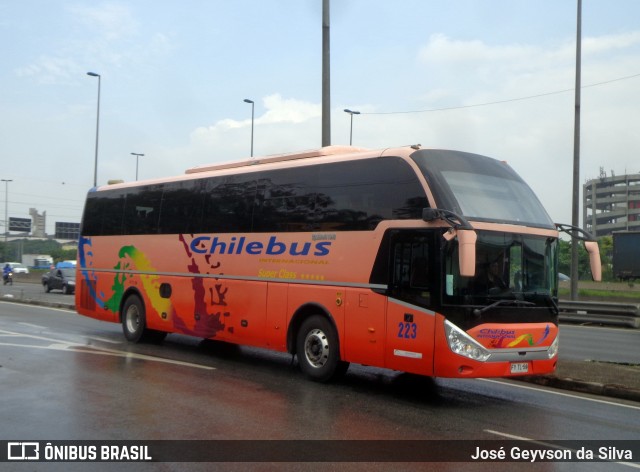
[457,229,477,277]
[584,240,602,282]
[422,207,476,277]
[555,223,602,283]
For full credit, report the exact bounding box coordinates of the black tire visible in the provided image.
[121,294,167,344]
[62,284,70,295]
[44,282,50,293]
[122,295,147,343]
[296,315,348,382]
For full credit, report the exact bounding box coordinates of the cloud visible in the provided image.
[583,30,640,55]
[68,2,138,41]
[191,94,321,144]
[419,33,537,66]
[419,31,640,73]
[14,3,173,84]
[15,56,80,83]
[259,94,322,124]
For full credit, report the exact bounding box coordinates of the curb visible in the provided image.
[515,375,640,403]
[1,296,75,311]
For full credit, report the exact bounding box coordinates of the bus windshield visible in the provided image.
[411,150,555,228]
[443,231,558,306]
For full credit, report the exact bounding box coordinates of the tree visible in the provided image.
[558,237,611,281]
[1,239,77,266]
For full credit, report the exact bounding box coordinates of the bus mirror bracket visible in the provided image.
[555,223,602,282]
[422,208,477,277]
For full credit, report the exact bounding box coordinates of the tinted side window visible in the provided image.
[122,185,163,235]
[81,189,126,236]
[252,157,428,232]
[315,158,428,231]
[255,168,318,232]
[201,175,256,233]
[82,157,429,236]
[389,232,434,308]
[158,179,205,234]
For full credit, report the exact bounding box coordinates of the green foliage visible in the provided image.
[558,286,640,299]
[0,239,77,264]
[558,236,615,282]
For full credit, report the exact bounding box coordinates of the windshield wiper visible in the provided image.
[521,291,559,315]
[473,299,535,317]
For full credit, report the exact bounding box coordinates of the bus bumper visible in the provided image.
[433,316,558,378]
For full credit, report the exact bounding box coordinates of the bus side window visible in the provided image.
[410,256,429,288]
[392,238,431,306]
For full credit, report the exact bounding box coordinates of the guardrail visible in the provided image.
[558,300,640,329]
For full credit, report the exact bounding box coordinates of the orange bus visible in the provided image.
[76,145,601,381]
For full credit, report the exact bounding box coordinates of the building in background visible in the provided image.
[29,208,46,238]
[583,168,640,237]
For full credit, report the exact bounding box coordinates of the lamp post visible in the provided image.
[87,72,101,187]
[131,153,144,180]
[243,99,254,157]
[1,179,11,243]
[344,109,360,145]
[570,0,582,300]
[322,0,331,146]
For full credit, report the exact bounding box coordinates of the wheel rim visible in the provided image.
[303,328,330,368]
[125,305,140,334]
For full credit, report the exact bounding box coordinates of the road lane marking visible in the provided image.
[15,320,122,345]
[0,328,215,371]
[18,322,48,329]
[480,378,640,411]
[87,336,122,344]
[0,301,73,313]
[486,429,640,469]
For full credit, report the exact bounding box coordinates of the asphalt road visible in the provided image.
[559,324,640,364]
[1,302,639,471]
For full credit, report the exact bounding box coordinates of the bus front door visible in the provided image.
[384,232,436,376]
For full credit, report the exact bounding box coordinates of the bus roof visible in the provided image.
[185,145,372,174]
[96,145,427,191]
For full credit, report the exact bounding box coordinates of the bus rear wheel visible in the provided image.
[296,315,348,382]
[121,295,167,344]
[122,295,147,343]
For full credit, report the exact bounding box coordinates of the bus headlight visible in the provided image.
[547,334,559,359]
[444,320,490,362]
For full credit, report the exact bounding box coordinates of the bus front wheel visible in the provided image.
[296,315,348,382]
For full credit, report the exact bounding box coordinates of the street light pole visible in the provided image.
[1,179,12,243]
[344,109,360,145]
[322,0,331,147]
[243,99,254,157]
[570,0,582,300]
[87,72,101,187]
[131,153,144,180]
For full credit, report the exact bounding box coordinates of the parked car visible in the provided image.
[42,268,76,294]
[2,262,29,275]
[56,260,76,269]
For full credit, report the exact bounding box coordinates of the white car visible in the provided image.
[3,262,29,274]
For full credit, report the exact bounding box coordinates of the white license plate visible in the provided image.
[510,362,529,374]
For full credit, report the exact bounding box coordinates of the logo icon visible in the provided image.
[7,442,39,460]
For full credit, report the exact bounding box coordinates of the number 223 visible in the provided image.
[397,322,417,339]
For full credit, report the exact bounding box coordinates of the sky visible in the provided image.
[2,0,640,236]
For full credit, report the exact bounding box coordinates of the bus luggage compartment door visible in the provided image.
[343,289,386,367]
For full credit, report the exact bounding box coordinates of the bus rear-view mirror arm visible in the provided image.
[422,208,473,230]
[422,208,477,277]
[555,223,602,282]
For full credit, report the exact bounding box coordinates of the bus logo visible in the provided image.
[189,235,332,257]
